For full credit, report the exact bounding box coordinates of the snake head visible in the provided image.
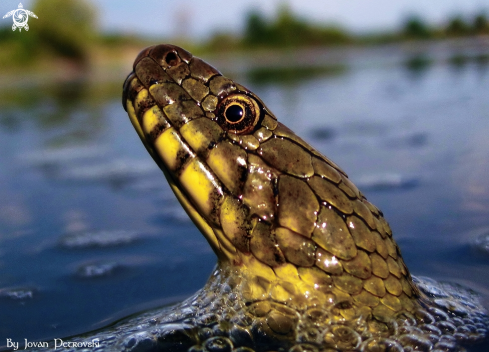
[123,44,418,314]
[123,44,285,263]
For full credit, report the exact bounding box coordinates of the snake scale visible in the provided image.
[29,44,489,352]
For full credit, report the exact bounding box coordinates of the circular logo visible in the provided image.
[13,9,28,28]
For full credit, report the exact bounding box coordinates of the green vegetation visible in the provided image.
[401,13,489,40]
[474,14,489,33]
[207,8,489,51]
[446,16,471,36]
[205,5,350,52]
[247,64,347,85]
[0,0,98,69]
[243,5,350,48]
[0,2,488,72]
[402,16,432,39]
[0,25,41,65]
[32,0,97,63]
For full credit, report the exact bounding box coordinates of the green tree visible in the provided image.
[273,4,309,46]
[242,4,349,49]
[403,16,431,39]
[243,10,271,46]
[32,0,98,63]
[473,13,489,34]
[446,16,470,36]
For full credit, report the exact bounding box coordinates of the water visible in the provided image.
[0,42,488,348]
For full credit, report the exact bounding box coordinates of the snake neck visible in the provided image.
[144,263,487,352]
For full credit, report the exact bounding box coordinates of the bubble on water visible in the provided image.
[415,277,449,298]
[123,331,157,351]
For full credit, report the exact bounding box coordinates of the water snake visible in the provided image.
[30,44,489,352]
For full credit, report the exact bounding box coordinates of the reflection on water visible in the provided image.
[405,51,489,81]
[476,54,489,67]
[247,64,347,85]
[404,55,432,78]
[0,43,489,347]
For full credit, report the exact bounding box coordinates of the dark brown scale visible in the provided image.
[124,76,144,109]
[313,206,357,260]
[150,83,192,108]
[277,175,318,237]
[167,62,191,85]
[249,221,285,267]
[132,45,155,69]
[207,140,247,194]
[259,137,314,178]
[133,91,156,123]
[275,227,316,267]
[353,199,377,230]
[189,57,221,82]
[347,214,378,253]
[209,76,237,97]
[220,196,251,254]
[122,72,137,110]
[149,44,191,68]
[342,250,372,280]
[308,176,354,214]
[135,56,173,87]
[163,99,205,128]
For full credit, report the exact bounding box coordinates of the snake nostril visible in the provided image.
[164,51,179,66]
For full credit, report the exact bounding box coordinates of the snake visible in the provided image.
[27,44,489,352]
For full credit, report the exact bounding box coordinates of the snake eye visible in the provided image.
[216,94,261,134]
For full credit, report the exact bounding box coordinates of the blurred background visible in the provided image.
[1,0,489,347]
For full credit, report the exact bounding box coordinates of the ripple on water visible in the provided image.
[0,287,35,300]
[18,145,109,167]
[58,159,158,183]
[474,229,489,256]
[59,230,141,249]
[77,262,121,278]
[385,132,429,148]
[355,173,420,192]
[308,126,336,141]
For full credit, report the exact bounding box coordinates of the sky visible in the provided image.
[1,0,489,39]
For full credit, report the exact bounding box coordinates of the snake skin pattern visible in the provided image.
[26,44,489,352]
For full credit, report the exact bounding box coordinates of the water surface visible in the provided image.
[0,42,488,347]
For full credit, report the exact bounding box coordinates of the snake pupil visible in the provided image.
[226,104,244,123]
